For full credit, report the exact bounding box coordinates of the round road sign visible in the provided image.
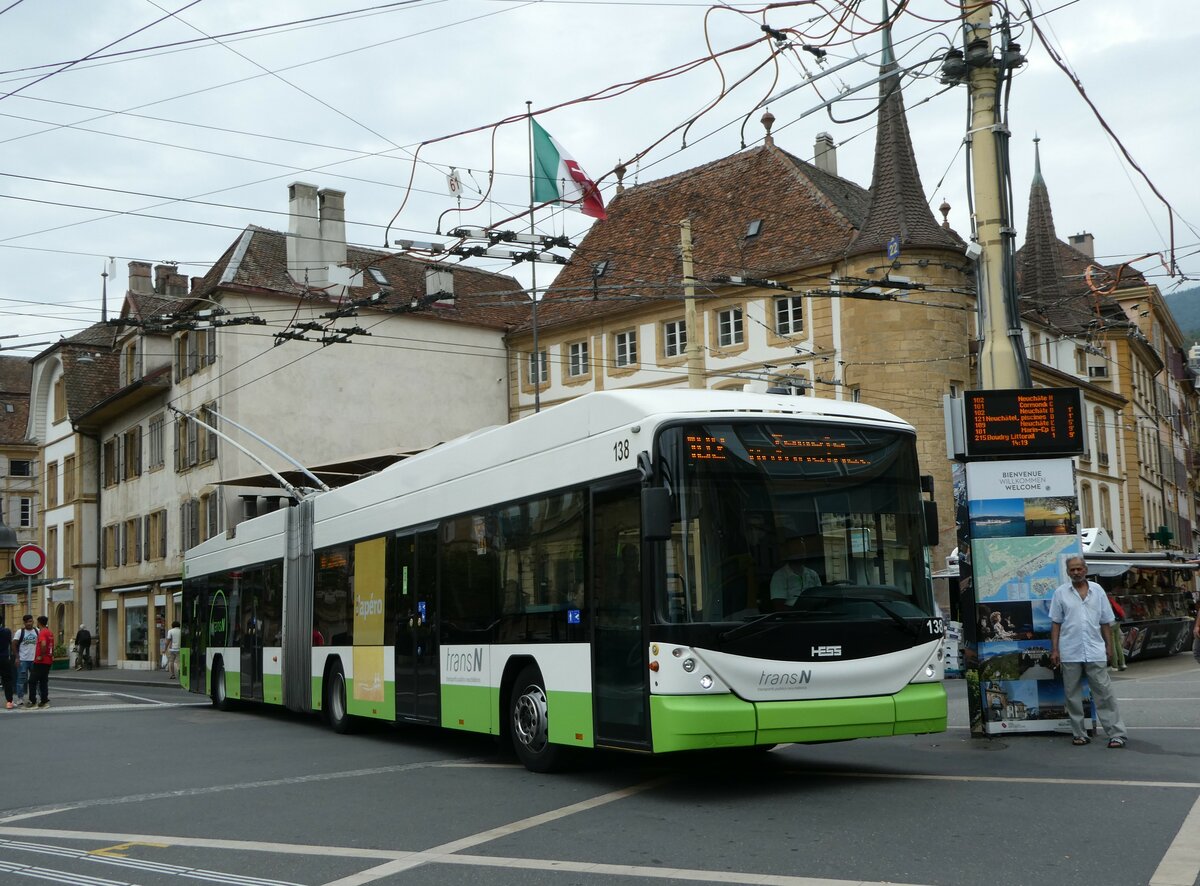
[13,543,45,576]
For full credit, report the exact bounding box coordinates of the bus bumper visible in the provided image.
[649,683,947,752]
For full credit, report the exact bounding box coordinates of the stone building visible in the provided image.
[0,356,38,627]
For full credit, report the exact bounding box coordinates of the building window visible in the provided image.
[199,403,219,464]
[123,427,142,479]
[567,341,589,378]
[613,330,637,368]
[46,526,57,578]
[1094,407,1109,467]
[63,454,76,502]
[663,320,687,358]
[527,350,548,385]
[9,459,31,477]
[716,307,744,347]
[1075,348,1087,375]
[181,498,200,552]
[147,509,167,560]
[63,521,75,570]
[53,377,66,424]
[201,490,222,541]
[1099,484,1112,535]
[103,438,118,486]
[124,517,141,565]
[17,498,32,528]
[1079,482,1094,528]
[775,297,804,336]
[103,523,117,568]
[148,414,165,469]
[121,338,143,386]
[45,461,58,508]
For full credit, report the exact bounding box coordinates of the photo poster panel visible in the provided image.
[961,458,1084,736]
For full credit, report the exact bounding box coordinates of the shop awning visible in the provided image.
[1084,553,1198,578]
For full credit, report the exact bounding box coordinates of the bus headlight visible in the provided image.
[700,675,713,689]
[925,664,936,678]
[681,658,696,673]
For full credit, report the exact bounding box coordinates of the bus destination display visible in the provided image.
[685,432,873,467]
[964,388,1084,457]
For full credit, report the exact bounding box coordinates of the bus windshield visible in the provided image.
[654,421,932,625]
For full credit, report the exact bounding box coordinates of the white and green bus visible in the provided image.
[182,390,946,771]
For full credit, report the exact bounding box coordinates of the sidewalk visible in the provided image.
[54,666,186,690]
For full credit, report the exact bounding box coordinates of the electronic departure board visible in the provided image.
[964,387,1085,457]
[684,431,875,468]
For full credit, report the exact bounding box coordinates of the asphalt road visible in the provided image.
[3,656,1198,886]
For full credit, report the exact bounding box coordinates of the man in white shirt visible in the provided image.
[166,621,182,680]
[12,614,37,709]
[1050,555,1127,748]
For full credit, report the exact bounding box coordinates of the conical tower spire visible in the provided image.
[1019,136,1066,304]
[847,3,959,258]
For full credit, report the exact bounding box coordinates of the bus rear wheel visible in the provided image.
[211,661,232,711]
[326,663,357,734]
[510,665,570,772]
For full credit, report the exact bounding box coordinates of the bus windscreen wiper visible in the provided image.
[719,608,831,641]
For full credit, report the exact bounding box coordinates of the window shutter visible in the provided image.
[116,434,125,482]
[187,333,198,376]
[191,499,201,549]
[135,519,142,562]
[142,515,151,560]
[135,431,142,475]
[173,420,180,471]
[206,328,216,366]
[181,503,189,552]
[117,522,125,566]
[187,420,198,467]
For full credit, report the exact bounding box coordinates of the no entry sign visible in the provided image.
[13,543,45,576]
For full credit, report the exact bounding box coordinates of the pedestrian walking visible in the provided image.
[1051,555,1128,748]
[74,624,92,670]
[0,615,13,710]
[29,615,53,709]
[166,621,181,680]
[13,614,37,708]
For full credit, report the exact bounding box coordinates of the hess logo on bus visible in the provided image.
[811,645,842,657]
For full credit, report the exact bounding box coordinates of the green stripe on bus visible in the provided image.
[546,690,595,748]
[311,677,322,710]
[892,682,948,735]
[348,681,396,720]
[650,694,757,752]
[441,683,495,734]
[263,673,283,706]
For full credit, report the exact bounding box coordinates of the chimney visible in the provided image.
[287,182,323,287]
[129,261,152,294]
[154,264,183,295]
[1069,232,1094,258]
[814,132,837,175]
[318,188,347,272]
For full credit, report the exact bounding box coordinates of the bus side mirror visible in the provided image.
[642,487,673,541]
[923,499,939,547]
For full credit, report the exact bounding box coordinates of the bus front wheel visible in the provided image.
[510,665,570,772]
[326,663,357,734]
[211,661,233,711]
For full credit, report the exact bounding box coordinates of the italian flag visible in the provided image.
[532,119,607,220]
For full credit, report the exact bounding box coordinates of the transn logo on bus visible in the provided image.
[759,670,812,687]
[811,645,842,657]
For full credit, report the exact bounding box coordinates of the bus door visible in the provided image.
[591,485,650,748]
[394,529,439,722]
[240,581,263,702]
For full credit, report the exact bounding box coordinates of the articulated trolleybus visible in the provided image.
[182,390,946,771]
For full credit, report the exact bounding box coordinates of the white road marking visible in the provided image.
[318,777,674,885]
[0,757,487,823]
[0,827,405,859]
[796,771,1200,789]
[1149,793,1200,886]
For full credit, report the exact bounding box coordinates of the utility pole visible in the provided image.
[680,218,705,389]
[960,1,1028,390]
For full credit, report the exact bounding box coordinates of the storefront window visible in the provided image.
[126,605,149,661]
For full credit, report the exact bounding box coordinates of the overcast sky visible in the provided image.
[1,0,1196,357]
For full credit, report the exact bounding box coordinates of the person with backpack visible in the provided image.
[13,614,37,708]
[29,615,53,709]
[0,614,13,710]
[74,624,92,670]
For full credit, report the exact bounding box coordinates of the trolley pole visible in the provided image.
[680,218,705,389]
[964,1,1026,390]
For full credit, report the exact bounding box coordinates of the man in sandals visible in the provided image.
[1050,555,1128,748]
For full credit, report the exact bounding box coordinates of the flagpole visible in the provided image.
[526,100,540,414]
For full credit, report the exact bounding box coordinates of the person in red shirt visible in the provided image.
[29,615,54,709]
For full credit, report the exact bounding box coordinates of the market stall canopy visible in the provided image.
[1084,552,1198,578]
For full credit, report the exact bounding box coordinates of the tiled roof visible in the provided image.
[0,355,31,445]
[59,325,121,421]
[523,144,867,332]
[846,58,960,258]
[194,227,528,330]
